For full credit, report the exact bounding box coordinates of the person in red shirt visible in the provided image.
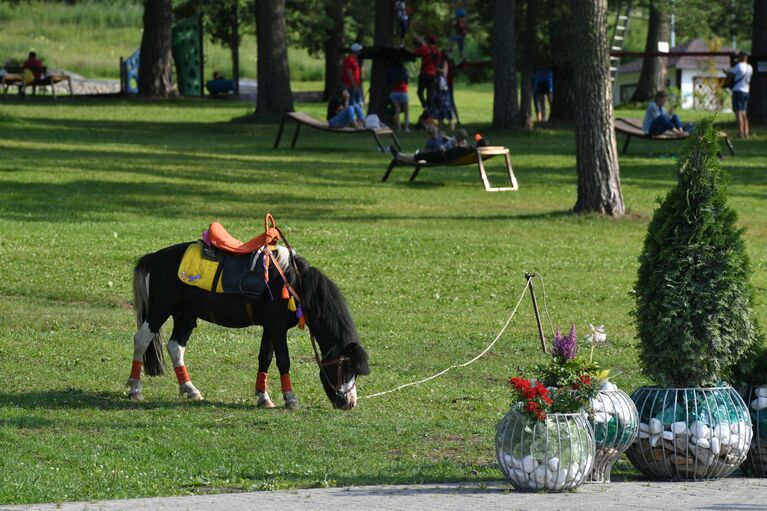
[22,51,44,81]
[386,60,410,131]
[414,35,441,110]
[342,43,363,106]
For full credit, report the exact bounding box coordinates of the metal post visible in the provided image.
[525,272,547,354]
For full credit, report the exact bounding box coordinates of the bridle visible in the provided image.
[309,334,355,399]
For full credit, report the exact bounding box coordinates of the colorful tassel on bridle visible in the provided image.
[281,285,289,300]
[297,305,305,329]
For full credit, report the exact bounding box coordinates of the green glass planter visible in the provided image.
[588,385,639,482]
[743,385,767,477]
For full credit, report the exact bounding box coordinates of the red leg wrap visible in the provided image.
[256,371,268,393]
[130,360,142,380]
[174,365,190,385]
[280,373,293,393]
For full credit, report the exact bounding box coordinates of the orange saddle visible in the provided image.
[208,215,281,255]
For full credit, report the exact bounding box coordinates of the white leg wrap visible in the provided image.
[132,322,153,361]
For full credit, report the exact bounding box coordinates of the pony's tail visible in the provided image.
[134,254,165,376]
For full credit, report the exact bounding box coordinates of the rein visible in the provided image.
[267,216,354,397]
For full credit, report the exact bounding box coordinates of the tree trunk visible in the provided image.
[572,0,625,216]
[323,0,345,101]
[748,0,767,124]
[630,1,670,102]
[231,2,240,96]
[254,0,294,117]
[491,0,518,129]
[139,0,174,97]
[519,0,537,129]
[549,0,576,120]
[368,0,394,120]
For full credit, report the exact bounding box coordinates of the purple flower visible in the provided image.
[202,229,211,247]
[552,323,578,360]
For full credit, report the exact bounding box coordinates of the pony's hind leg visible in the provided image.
[168,317,203,401]
[128,322,154,401]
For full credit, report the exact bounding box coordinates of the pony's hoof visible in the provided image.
[179,382,204,400]
[256,391,276,409]
[189,392,204,401]
[283,392,300,410]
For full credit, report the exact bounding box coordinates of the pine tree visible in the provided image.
[634,119,759,387]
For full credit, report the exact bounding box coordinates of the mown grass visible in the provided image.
[0,88,765,505]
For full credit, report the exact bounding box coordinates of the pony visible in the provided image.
[127,232,369,410]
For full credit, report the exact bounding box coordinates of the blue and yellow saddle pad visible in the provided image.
[178,242,270,297]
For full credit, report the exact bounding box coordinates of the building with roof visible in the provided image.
[613,39,733,110]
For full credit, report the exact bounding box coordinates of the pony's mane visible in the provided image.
[293,255,360,352]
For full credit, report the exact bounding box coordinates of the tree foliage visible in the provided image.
[634,119,759,387]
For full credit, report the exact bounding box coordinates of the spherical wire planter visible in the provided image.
[588,385,639,482]
[626,386,752,480]
[496,406,595,492]
[743,385,767,476]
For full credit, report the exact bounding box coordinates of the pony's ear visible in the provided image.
[346,342,370,376]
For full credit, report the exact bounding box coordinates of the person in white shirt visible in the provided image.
[642,90,688,136]
[730,51,753,139]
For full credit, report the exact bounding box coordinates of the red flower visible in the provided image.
[579,374,592,385]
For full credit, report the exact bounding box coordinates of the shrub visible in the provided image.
[634,118,759,387]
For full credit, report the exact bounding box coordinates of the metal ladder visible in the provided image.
[609,0,633,82]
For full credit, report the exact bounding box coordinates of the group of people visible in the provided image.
[641,51,753,140]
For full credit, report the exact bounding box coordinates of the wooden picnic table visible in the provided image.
[1,70,73,99]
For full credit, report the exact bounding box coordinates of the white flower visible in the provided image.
[586,323,606,345]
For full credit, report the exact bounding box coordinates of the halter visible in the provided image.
[264,214,356,399]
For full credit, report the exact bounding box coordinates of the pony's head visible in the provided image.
[294,256,369,409]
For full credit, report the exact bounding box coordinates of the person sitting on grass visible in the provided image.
[642,90,691,136]
[327,87,365,129]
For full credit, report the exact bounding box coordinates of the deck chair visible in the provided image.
[615,117,735,156]
[273,111,402,152]
[382,146,519,192]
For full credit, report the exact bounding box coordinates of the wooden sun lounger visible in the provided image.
[615,117,735,156]
[273,111,402,152]
[382,146,519,192]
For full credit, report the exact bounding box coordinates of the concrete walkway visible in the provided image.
[3,479,767,511]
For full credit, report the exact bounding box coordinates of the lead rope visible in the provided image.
[362,275,533,400]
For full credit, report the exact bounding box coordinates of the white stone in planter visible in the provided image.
[649,418,663,435]
[662,430,675,441]
[689,421,711,440]
[712,422,730,441]
[600,380,617,392]
[710,436,721,455]
[594,412,611,424]
[567,463,580,482]
[522,455,536,473]
[639,422,650,433]
[650,434,662,447]
[639,430,651,439]
[671,421,688,435]
[750,397,767,411]
[512,468,528,483]
[533,464,548,485]
[547,457,560,471]
[756,386,767,398]
[693,436,711,449]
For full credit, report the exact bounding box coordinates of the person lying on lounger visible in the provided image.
[327,87,365,129]
[390,128,486,164]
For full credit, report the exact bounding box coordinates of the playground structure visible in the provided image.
[120,14,205,97]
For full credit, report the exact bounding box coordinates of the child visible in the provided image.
[424,123,450,152]
[387,61,410,132]
[449,8,468,60]
[429,70,454,130]
[395,1,409,47]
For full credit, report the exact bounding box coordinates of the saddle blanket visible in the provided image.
[178,242,270,297]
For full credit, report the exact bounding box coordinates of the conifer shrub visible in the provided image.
[634,118,759,387]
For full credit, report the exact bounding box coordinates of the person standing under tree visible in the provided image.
[387,60,410,131]
[343,43,364,106]
[414,35,441,110]
[730,51,753,139]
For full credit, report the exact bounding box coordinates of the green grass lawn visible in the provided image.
[0,87,765,505]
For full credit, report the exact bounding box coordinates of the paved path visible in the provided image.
[3,479,767,511]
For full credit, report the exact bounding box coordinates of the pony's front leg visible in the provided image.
[167,340,203,401]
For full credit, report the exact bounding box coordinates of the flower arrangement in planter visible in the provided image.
[496,324,599,492]
[628,119,760,480]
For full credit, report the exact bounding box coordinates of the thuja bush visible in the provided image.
[634,118,759,387]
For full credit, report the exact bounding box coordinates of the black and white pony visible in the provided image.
[128,241,369,410]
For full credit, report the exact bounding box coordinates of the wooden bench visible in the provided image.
[615,117,735,156]
[273,111,401,153]
[1,67,73,99]
[382,146,519,192]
